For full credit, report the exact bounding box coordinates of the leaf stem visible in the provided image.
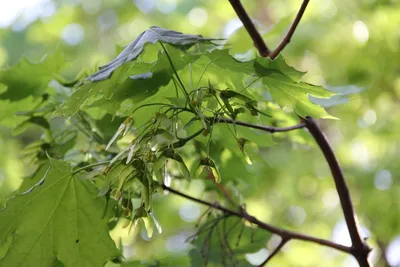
[72,161,110,174]
[159,43,191,103]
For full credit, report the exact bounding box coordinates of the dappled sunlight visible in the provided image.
[0,0,399,266]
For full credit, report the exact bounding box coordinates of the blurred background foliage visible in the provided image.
[0,0,399,266]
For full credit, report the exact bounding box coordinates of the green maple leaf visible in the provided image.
[0,50,64,101]
[197,49,335,119]
[0,158,119,267]
[56,26,218,116]
[57,44,199,116]
[88,26,218,82]
[254,58,335,118]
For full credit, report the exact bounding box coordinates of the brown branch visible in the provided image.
[210,117,306,133]
[228,0,310,59]
[162,184,351,254]
[228,0,271,57]
[304,117,372,267]
[259,237,289,266]
[269,0,310,59]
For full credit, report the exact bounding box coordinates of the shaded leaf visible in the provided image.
[238,138,259,165]
[0,50,64,101]
[160,148,191,180]
[195,157,221,183]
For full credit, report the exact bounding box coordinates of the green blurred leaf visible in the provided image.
[189,216,271,266]
[0,50,64,101]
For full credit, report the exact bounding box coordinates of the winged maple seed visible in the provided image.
[105,116,133,150]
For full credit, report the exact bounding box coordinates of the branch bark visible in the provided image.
[259,237,289,266]
[228,0,271,57]
[162,184,351,254]
[210,117,306,133]
[227,0,310,59]
[269,0,310,59]
[304,117,372,267]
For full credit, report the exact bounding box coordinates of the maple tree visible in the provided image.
[0,1,383,266]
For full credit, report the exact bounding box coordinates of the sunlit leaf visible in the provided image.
[88,26,218,82]
[0,158,119,267]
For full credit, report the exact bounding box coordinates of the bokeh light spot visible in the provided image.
[387,235,400,266]
[61,23,85,46]
[165,232,191,253]
[155,0,177,14]
[188,7,208,28]
[333,221,351,246]
[363,109,377,126]
[286,206,307,226]
[82,0,101,14]
[322,190,339,209]
[179,202,200,222]
[223,18,243,37]
[97,9,118,31]
[351,141,369,168]
[353,21,369,44]
[0,0,51,28]
[245,248,269,266]
[133,0,155,14]
[374,169,392,191]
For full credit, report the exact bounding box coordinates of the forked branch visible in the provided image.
[228,0,271,56]
[269,0,310,59]
[228,0,310,59]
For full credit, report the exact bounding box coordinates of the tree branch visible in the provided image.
[269,0,310,59]
[162,184,351,254]
[304,117,372,266]
[228,0,271,57]
[228,0,310,59]
[259,237,289,266]
[209,116,306,133]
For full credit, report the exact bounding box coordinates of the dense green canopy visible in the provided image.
[0,1,399,267]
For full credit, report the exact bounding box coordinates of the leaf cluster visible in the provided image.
[0,27,337,266]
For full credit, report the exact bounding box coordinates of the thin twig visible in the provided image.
[169,118,304,150]
[304,117,372,266]
[210,116,306,133]
[259,237,289,266]
[162,184,351,254]
[228,0,271,57]
[269,0,310,59]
